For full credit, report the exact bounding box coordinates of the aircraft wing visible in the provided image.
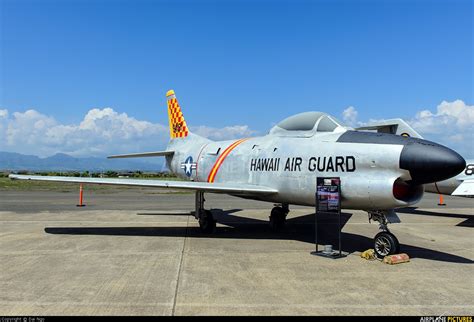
[107,150,174,159]
[452,179,474,197]
[8,174,278,195]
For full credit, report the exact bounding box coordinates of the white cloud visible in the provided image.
[0,108,169,157]
[6,110,57,147]
[0,107,258,157]
[448,134,464,142]
[409,100,474,134]
[342,106,358,126]
[409,100,474,157]
[340,100,474,158]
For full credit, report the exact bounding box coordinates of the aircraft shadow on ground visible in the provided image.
[396,207,474,228]
[44,209,473,264]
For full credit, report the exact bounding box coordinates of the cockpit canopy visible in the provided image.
[269,111,346,136]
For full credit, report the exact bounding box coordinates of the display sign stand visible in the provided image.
[311,177,347,259]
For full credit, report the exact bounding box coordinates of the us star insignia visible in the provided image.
[181,156,197,177]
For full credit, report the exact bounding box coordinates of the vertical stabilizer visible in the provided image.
[166,89,189,139]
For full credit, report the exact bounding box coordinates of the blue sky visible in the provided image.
[0,0,473,157]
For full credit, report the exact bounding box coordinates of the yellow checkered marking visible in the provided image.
[167,97,189,138]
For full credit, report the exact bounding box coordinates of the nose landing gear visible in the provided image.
[368,210,401,258]
[374,231,400,258]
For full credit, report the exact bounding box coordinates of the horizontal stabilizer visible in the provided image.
[452,179,474,196]
[356,119,423,139]
[107,150,174,159]
[8,174,278,195]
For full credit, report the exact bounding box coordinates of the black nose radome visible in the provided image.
[400,140,466,185]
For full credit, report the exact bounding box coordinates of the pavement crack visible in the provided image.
[171,213,189,316]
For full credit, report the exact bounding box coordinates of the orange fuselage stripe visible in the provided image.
[207,138,249,183]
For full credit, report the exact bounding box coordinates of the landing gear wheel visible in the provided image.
[374,231,400,258]
[199,210,216,233]
[269,207,286,231]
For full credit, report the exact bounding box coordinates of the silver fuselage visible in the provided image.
[167,131,423,210]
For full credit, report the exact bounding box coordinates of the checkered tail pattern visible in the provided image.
[166,89,189,139]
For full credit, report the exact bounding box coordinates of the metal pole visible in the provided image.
[338,209,341,257]
[338,180,342,256]
[315,183,319,253]
[315,209,318,253]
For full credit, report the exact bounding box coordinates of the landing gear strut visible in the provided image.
[368,210,400,258]
[269,203,289,231]
[195,191,216,233]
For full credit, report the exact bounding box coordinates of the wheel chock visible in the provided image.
[360,249,376,260]
[383,253,410,265]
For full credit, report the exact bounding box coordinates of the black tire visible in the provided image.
[199,210,216,233]
[269,207,286,231]
[374,231,400,258]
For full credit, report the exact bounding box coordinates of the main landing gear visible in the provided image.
[194,192,290,234]
[368,210,400,258]
[195,191,216,233]
[269,203,289,231]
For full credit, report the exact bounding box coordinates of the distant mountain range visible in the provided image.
[0,151,164,172]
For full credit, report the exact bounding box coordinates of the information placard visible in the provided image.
[312,177,346,259]
[316,177,341,213]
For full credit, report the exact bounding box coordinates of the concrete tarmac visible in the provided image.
[0,189,473,315]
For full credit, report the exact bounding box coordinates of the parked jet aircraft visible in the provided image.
[9,90,466,258]
[357,119,473,197]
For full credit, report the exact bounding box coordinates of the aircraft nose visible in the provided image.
[400,140,466,184]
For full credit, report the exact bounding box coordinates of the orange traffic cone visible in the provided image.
[76,184,86,207]
[437,194,446,206]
